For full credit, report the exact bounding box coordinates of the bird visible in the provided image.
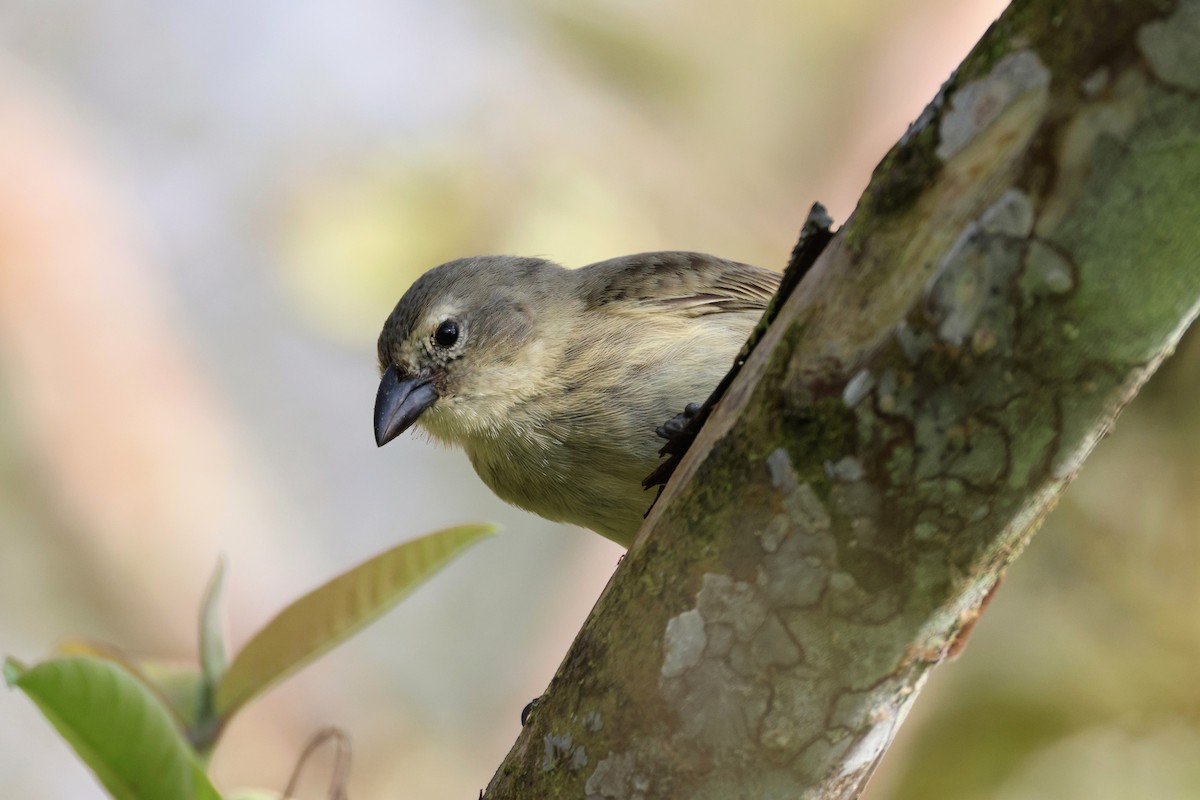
[374,251,781,548]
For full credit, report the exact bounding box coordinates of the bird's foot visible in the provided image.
[655,402,703,442]
[640,203,834,509]
[643,401,710,499]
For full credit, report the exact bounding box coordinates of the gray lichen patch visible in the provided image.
[689,576,805,679]
[660,655,771,748]
[543,732,588,773]
[924,190,1032,349]
[662,609,706,679]
[1138,0,1200,92]
[585,751,650,800]
[745,613,804,671]
[842,369,875,408]
[936,50,1051,161]
[1020,241,1076,305]
[829,478,879,520]
[770,450,833,528]
[759,449,835,605]
[979,188,1035,238]
[913,521,940,541]
[759,672,825,751]
[775,604,909,688]
[656,452,848,759]
[766,447,792,490]
[827,455,865,483]
[758,530,833,608]
[696,574,768,642]
[1081,67,1111,98]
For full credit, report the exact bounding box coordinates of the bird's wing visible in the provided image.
[578,252,781,317]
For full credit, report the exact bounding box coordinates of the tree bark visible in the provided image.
[485,1,1200,797]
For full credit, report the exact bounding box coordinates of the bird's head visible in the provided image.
[373,255,568,447]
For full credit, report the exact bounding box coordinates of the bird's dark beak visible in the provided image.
[374,365,439,447]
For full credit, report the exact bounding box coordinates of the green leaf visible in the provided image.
[194,767,223,800]
[55,639,205,734]
[3,658,26,685]
[139,660,208,743]
[5,655,223,800]
[214,524,495,719]
[199,555,229,686]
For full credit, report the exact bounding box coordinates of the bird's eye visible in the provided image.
[434,319,460,348]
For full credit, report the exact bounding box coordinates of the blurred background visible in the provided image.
[0,0,1196,797]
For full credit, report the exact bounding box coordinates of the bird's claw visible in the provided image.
[655,402,703,441]
[643,400,711,499]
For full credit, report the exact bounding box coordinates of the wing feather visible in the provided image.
[577,251,780,317]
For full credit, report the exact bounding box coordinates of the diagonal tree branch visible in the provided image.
[485,1,1200,797]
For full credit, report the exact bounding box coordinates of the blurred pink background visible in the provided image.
[2,1,1198,797]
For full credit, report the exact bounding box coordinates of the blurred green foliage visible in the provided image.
[6,525,494,798]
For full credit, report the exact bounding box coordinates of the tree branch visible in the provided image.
[485,1,1200,797]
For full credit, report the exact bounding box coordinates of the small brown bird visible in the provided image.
[374,252,780,547]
